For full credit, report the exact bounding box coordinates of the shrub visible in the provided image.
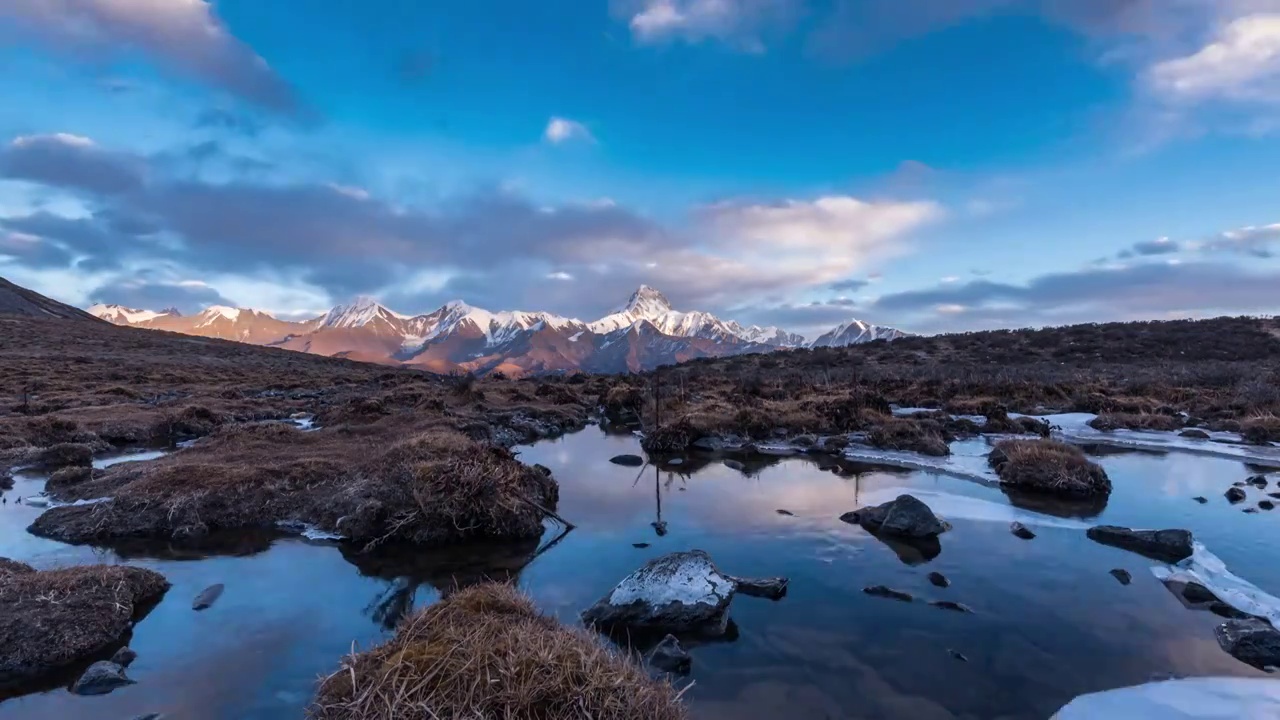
[989,439,1111,497]
[311,583,687,720]
[37,442,93,468]
[1089,412,1183,432]
[867,418,950,457]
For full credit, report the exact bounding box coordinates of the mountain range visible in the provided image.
[88,286,907,375]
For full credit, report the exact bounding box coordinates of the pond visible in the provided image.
[1,429,1277,719]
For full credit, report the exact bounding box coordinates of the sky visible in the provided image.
[1,0,1279,339]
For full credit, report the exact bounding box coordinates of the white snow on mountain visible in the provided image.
[318,295,410,329]
[88,304,168,324]
[196,305,242,327]
[809,319,909,348]
[587,285,799,345]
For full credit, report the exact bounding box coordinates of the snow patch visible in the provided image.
[842,437,1002,485]
[1038,413,1280,468]
[607,552,734,608]
[277,520,344,541]
[568,331,583,342]
[1152,542,1280,628]
[855,487,1089,530]
[1051,677,1280,719]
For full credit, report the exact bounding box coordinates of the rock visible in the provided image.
[632,543,650,549]
[722,459,747,472]
[1192,497,1208,504]
[863,585,913,602]
[1233,481,1247,487]
[609,454,644,467]
[110,646,138,667]
[1226,487,1248,503]
[840,494,948,538]
[647,634,692,674]
[930,600,973,613]
[581,550,737,634]
[1261,501,1276,511]
[192,583,225,611]
[1210,602,1256,620]
[1182,582,1220,604]
[775,509,795,517]
[727,575,788,600]
[1109,569,1132,585]
[692,436,726,451]
[928,572,950,588]
[1270,492,1280,500]
[1249,475,1269,488]
[1179,429,1211,439]
[71,661,133,695]
[948,649,969,662]
[651,521,668,536]
[1215,619,1280,670]
[1086,526,1194,563]
[1244,508,1260,514]
[1010,522,1036,540]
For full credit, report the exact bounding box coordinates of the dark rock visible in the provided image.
[728,575,788,600]
[1233,482,1248,487]
[871,533,942,566]
[647,634,691,674]
[1248,475,1269,489]
[1179,429,1211,439]
[1086,526,1194,562]
[1261,500,1276,511]
[775,509,795,517]
[1270,492,1280,500]
[1215,619,1280,670]
[651,521,668,536]
[1244,508,1260,514]
[948,649,969,662]
[1192,496,1208,504]
[609,454,644,467]
[110,646,138,668]
[1109,569,1132,585]
[840,494,948,538]
[722,459,747,472]
[863,585,913,602]
[1010,522,1036,540]
[192,583,224,611]
[927,572,950,588]
[582,550,737,634]
[632,543,650,549]
[1182,582,1219,604]
[71,661,133,695]
[1210,602,1256,620]
[930,600,973,613]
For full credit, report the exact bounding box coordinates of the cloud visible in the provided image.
[543,117,595,144]
[1147,13,1280,103]
[0,231,75,268]
[828,278,870,292]
[873,260,1280,331]
[1,0,299,114]
[1124,236,1182,256]
[1201,222,1280,257]
[619,0,794,50]
[88,277,234,314]
[0,133,146,195]
[194,108,266,137]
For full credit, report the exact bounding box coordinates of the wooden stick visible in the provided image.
[515,493,576,530]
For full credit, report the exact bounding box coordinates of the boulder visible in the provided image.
[110,646,138,668]
[1215,619,1280,670]
[71,660,133,696]
[1179,429,1211,439]
[840,494,948,538]
[1086,526,1194,563]
[1010,522,1036,540]
[192,583,224,611]
[1248,475,1269,489]
[1182,582,1219,604]
[727,575,788,600]
[1109,569,1132,585]
[863,585,913,602]
[1192,497,1208,504]
[581,551,736,634]
[609,454,644,467]
[928,572,950,588]
[1226,487,1247,503]
[1262,501,1276,511]
[647,634,692,674]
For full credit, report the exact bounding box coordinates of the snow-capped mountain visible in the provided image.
[88,286,907,375]
[809,319,910,347]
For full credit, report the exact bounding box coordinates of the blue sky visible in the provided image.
[2,0,1279,338]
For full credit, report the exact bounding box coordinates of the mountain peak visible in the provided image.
[624,285,672,316]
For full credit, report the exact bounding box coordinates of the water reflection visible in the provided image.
[1001,486,1110,519]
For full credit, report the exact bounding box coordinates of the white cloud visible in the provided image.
[1148,13,1280,102]
[546,271,574,281]
[12,133,95,149]
[543,117,595,144]
[936,303,967,314]
[623,0,787,50]
[1,0,297,112]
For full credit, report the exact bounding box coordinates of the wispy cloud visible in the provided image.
[543,117,595,144]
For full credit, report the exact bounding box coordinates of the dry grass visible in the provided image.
[0,561,169,695]
[866,416,951,456]
[989,439,1112,497]
[311,583,687,720]
[1241,414,1280,444]
[1089,412,1184,432]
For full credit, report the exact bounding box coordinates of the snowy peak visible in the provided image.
[319,296,406,330]
[621,285,673,318]
[809,318,909,348]
[89,304,175,325]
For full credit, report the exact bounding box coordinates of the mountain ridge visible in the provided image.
[88,286,908,375]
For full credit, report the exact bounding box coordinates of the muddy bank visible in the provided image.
[0,559,168,696]
[312,583,687,720]
[29,421,559,548]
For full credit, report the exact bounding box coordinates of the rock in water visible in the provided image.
[192,583,225,611]
[1225,487,1247,503]
[776,509,795,517]
[948,649,969,662]
[1109,569,1132,586]
[1179,429,1211,439]
[1261,501,1275,511]
[581,550,737,634]
[1182,582,1219,604]
[1085,526,1194,563]
[930,600,974,613]
[863,585,913,602]
[609,454,644,467]
[71,661,133,695]
[928,572,951,588]
[841,495,948,538]
[110,646,138,667]
[1192,497,1208,504]
[1010,522,1036,540]
[1248,475,1269,489]
[1215,619,1280,670]
[728,575,788,600]
[722,459,747,472]
[647,634,692,674]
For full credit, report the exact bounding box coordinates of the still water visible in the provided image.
[1,431,1276,719]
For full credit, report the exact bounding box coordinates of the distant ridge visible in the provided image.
[0,276,102,321]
